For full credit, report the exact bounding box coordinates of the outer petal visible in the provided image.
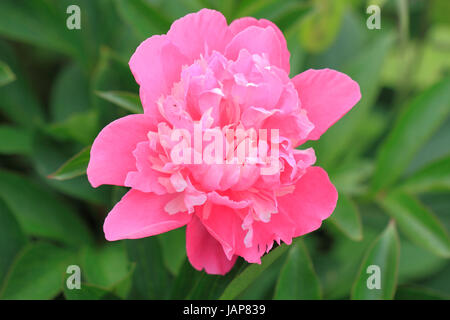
[167,9,230,62]
[277,166,338,237]
[225,26,285,74]
[292,68,361,142]
[104,190,192,241]
[129,35,189,117]
[186,215,237,275]
[87,114,156,188]
[228,17,290,73]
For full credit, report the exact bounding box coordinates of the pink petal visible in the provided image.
[167,9,230,62]
[292,68,361,142]
[225,26,285,74]
[87,114,156,188]
[186,215,237,275]
[277,166,338,237]
[228,17,290,73]
[124,141,168,195]
[104,189,192,241]
[129,35,189,117]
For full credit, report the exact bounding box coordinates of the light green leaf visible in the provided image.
[378,191,450,258]
[49,146,90,181]
[0,199,27,285]
[0,242,74,299]
[298,0,345,53]
[0,59,15,86]
[95,90,142,114]
[400,156,450,193]
[219,240,292,300]
[351,221,400,300]
[0,170,93,246]
[372,77,450,193]
[274,240,321,299]
[328,194,363,241]
[0,125,32,155]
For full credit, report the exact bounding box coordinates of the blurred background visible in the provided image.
[0,0,449,300]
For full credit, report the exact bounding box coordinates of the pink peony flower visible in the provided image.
[87,9,361,275]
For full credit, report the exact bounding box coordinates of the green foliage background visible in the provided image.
[0,0,449,300]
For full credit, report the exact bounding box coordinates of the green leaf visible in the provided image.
[372,77,450,193]
[0,242,74,299]
[95,90,142,114]
[219,240,292,300]
[274,240,321,299]
[0,170,93,246]
[398,238,447,283]
[0,199,27,285]
[395,285,450,300]
[0,125,32,155]
[114,0,171,40]
[80,242,134,299]
[327,194,363,241]
[48,146,90,181]
[312,32,394,168]
[64,283,121,300]
[31,132,109,205]
[351,221,400,300]
[80,243,131,288]
[170,259,204,299]
[400,156,450,193]
[157,227,186,276]
[45,110,98,145]
[50,62,91,122]
[125,237,171,299]
[298,0,345,53]
[0,1,87,64]
[378,191,450,258]
[0,40,44,127]
[0,59,15,86]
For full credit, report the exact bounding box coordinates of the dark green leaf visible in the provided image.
[379,191,450,258]
[157,227,186,276]
[0,125,32,155]
[0,199,27,285]
[0,242,74,299]
[274,240,321,299]
[0,170,93,246]
[372,77,450,193]
[400,156,450,193]
[49,146,90,181]
[114,0,171,39]
[351,221,400,300]
[219,240,292,300]
[125,237,171,299]
[64,283,121,300]
[328,194,363,241]
[95,90,142,114]
[395,285,450,300]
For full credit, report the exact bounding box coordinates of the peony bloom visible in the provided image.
[87,9,361,275]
